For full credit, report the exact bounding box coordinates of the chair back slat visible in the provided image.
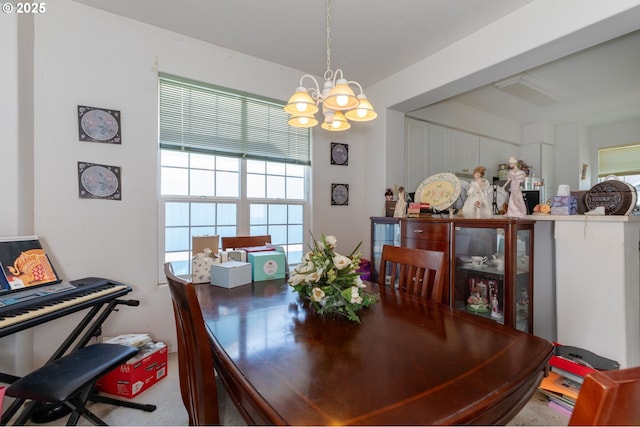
[164,262,220,426]
[221,235,271,250]
[378,245,445,303]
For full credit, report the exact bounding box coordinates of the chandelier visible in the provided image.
[284,0,377,131]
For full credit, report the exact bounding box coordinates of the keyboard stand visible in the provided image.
[1,298,156,425]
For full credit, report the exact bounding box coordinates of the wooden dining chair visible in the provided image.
[164,262,219,426]
[568,365,640,425]
[378,245,445,303]
[221,235,271,250]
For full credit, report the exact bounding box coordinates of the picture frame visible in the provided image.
[78,161,122,200]
[331,183,349,206]
[330,142,348,165]
[78,105,121,144]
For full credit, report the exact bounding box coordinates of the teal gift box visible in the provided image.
[248,251,286,282]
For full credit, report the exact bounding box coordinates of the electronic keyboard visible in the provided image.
[0,277,132,338]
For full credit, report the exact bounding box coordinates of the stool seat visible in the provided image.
[6,343,138,425]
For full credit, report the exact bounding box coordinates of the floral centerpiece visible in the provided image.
[288,233,377,322]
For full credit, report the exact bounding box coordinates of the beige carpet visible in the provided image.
[6,352,569,426]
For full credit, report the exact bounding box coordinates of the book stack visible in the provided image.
[539,343,616,416]
[407,202,432,217]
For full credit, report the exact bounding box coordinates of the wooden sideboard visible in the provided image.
[399,217,535,332]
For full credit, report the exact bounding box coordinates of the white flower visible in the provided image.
[316,240,325,251]
[354,276,366,288]
[311,287,325,302]
[306,272,321,283]
[350,286,363,304]
[333,253,351,270]
[288,274,306,286]
[325,235,337,249]
[298,260,314,273]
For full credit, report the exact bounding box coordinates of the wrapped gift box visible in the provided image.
[192,250,217,284]
[550,196,577,215]
[248,251,286,282]
[192,236,220,283]
[97,341,167,399]
[210,261,252,288]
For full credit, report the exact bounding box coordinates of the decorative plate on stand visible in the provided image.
[415,173,461,211]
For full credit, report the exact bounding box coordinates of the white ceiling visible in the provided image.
[70,0,640,128]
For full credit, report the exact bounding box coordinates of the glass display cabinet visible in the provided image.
[369,217,400,282]
[401,217,535,332]
[452,220,534,332]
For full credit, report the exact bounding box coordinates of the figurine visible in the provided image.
[503,157,527,218]
[393,187,407,217]
[490,293,502,319]
[462,166,492,219]
[385,188,394,201]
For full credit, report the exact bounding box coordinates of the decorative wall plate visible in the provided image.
[78,161,121,200]
[330,142,348,165]
[415,173,461,211]
[331,183,349,205]
[78,105,121,144]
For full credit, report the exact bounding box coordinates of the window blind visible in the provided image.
[598,144,640,177]
[159,75,311,165]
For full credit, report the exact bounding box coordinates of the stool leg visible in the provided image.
[64,399,106,426]
[65,384,107,426]
[12,400,38,426]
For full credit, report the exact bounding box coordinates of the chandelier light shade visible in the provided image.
[284,0,376,131]
[345,94,377,121]
[288,113,319,128]
[321,110,350,131]
[284,88,319,115]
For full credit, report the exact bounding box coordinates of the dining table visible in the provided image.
[195,279,553,425]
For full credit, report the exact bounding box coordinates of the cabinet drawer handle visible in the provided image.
[413,229,424,234]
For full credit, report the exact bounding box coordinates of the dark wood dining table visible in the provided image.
[195,279,553,425]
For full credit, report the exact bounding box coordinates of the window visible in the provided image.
[159,75,311,276]
[598,144,640,210]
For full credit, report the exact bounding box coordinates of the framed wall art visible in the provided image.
[330,142,348,165]
[331,183,349,206]
[78,161,122,200]
[78,105,121,144]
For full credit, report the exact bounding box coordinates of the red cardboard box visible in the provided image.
[97,343,168,398]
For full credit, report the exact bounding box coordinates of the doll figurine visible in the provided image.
[393,187,407,217]
[503,157,527,218]
[462,166,492,219]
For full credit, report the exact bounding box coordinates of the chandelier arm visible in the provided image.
[347,80,366,96]
[299,74,322,103]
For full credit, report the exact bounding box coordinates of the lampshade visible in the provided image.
[288,113,319,128]
[344,95,378,122]
[284,88,319,115]
[321,110,351,131]
[322,79,359,111]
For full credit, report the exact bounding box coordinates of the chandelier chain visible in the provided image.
[325,0,331,78]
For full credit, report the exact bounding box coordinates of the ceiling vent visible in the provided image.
[494,73,562,107]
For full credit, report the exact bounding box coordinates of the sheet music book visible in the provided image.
[0,236,61,293]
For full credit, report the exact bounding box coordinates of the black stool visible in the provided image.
[5,343,139,426]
